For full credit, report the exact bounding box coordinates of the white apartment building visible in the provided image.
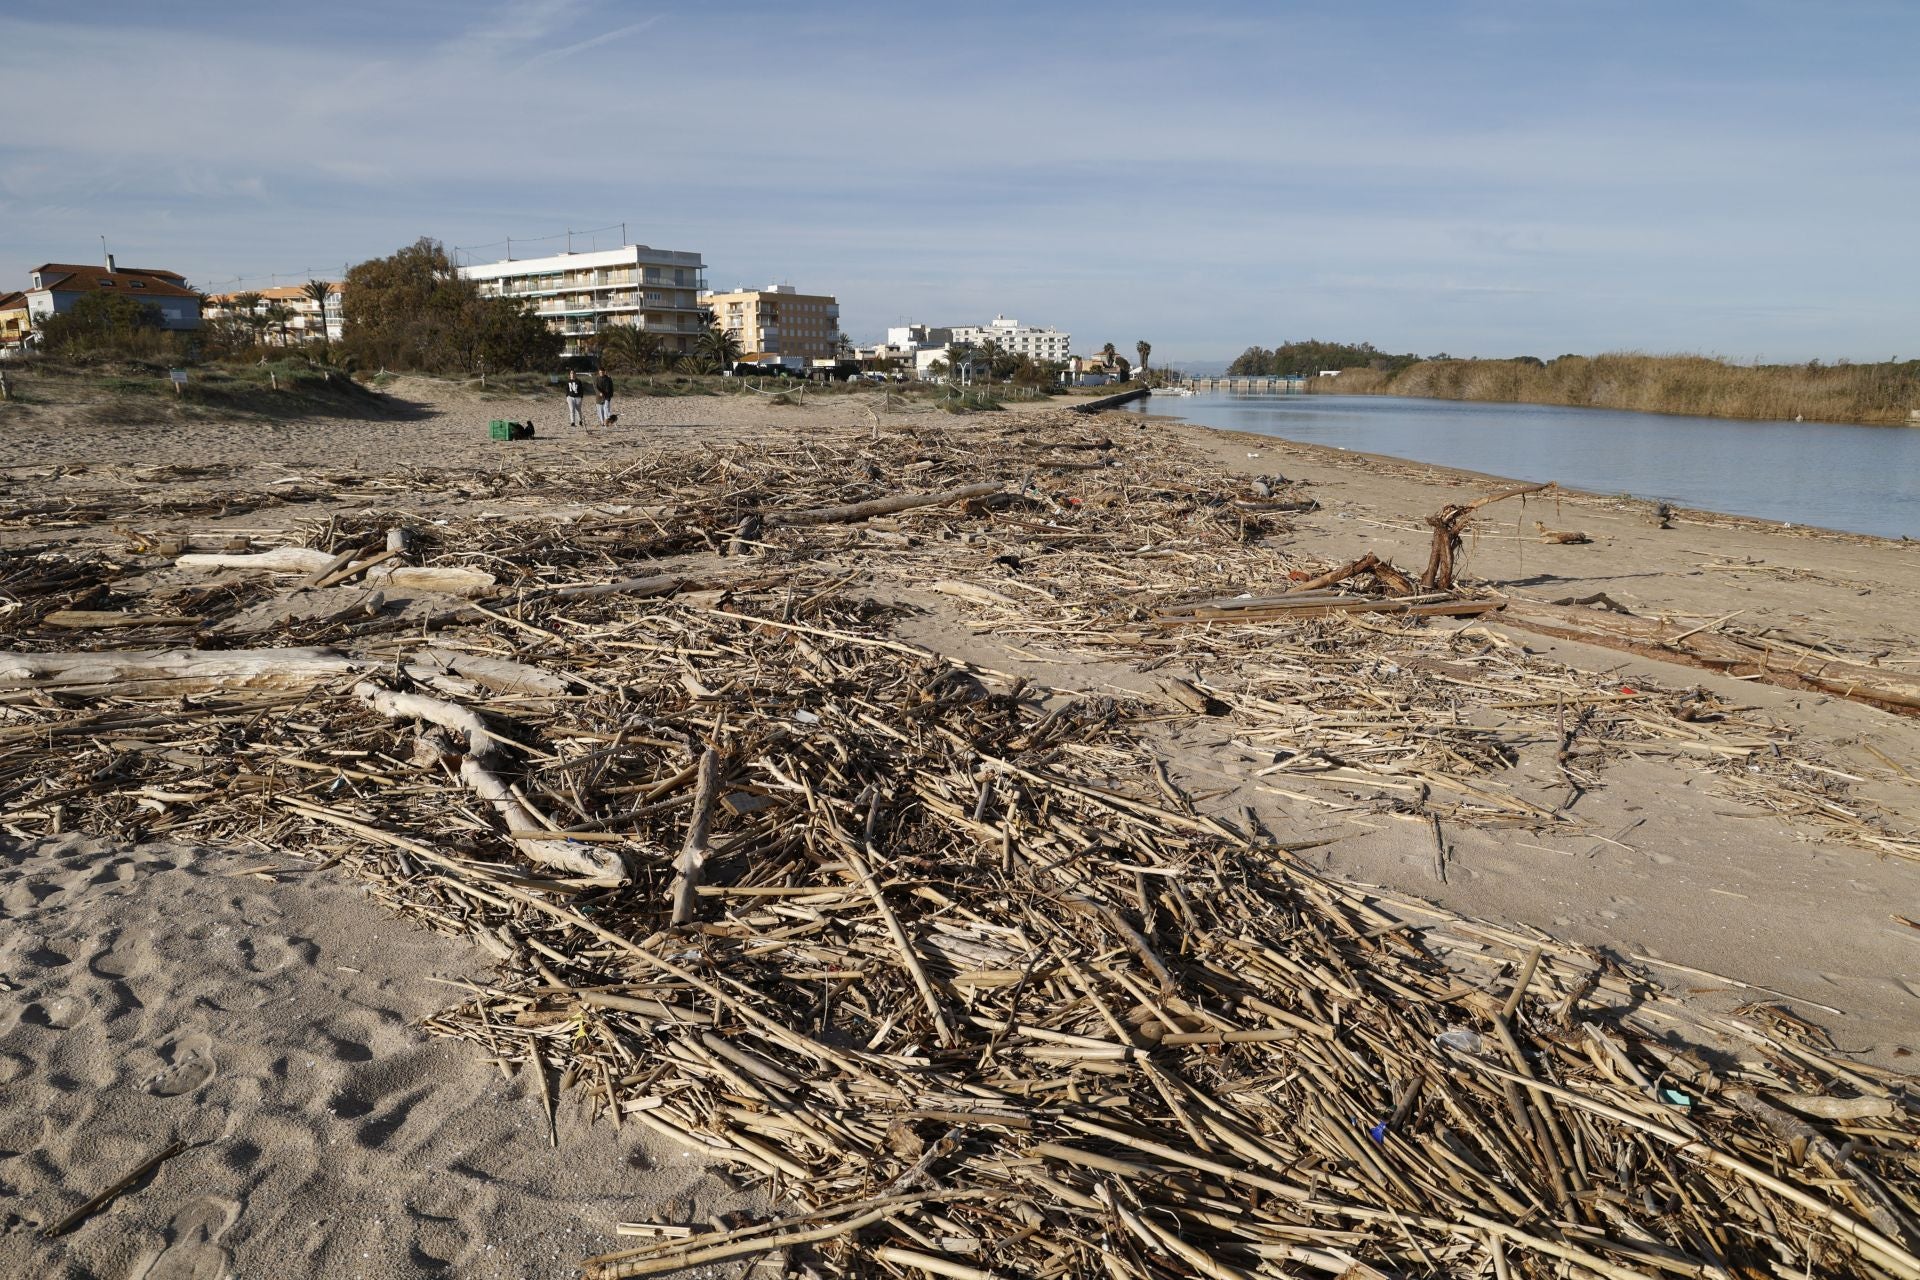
[458,244,707,358]
[947,315,1070,363]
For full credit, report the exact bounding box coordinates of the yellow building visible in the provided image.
[0,291,29,349]
[700,284,841,363]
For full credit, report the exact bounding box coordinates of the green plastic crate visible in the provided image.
[489,419,513,440]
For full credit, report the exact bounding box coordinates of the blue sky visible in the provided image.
[3,0,1916,364]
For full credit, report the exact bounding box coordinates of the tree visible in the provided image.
[696,325,741,373]
[1136,340,1151,374]
[945,340,976,384]
[301,279,336,350]
[341,238,560,373]
[1115,356,1132,382]
[264,302,293,346]
[834,331,853,358]
[35,291,166,355]
[231,291,265,345]
[594,324,662,375]
[1100,342,1117,369]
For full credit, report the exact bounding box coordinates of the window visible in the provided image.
[129,281,147,289]
[98,278,116,287]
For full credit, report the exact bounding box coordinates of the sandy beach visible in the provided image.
[3,374,1917,1276]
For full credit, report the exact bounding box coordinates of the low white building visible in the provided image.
[947,315,1070,363]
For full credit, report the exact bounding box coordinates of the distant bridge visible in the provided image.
[1178,375,1309,392]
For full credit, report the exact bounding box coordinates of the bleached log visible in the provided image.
[177,548,495,595]
[0,647,358,696]
[351,681,624,884]
[405,648,572,697]
[180,547,334,573]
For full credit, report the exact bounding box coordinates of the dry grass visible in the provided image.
[1319,353,1920,425]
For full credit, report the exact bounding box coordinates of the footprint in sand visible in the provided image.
[138,1196,241,1280]
[146,1032,218,1097]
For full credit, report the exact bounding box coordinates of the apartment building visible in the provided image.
[947,315,1070,363]
[204,284,344,343]
[459,244,707,358]
[700,284,841,363]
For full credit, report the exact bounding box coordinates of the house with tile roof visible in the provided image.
[25,258,203,331]
[0,291,29,350]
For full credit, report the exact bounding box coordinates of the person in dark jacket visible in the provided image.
[564,372,585,427]
[594,370,616,425]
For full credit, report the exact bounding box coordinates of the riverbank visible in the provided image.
[1314,352,1920,427]
[3,383,1916,1275]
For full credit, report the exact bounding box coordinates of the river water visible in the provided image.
[1128,392,1920,539]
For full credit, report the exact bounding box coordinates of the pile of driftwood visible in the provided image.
[3,412,1919,1277]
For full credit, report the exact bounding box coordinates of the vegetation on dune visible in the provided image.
[1321,352,1920,425]
[341,238,560,374]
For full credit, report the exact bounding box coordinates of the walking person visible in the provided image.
[564,370,585,428]
[595,368,616,426]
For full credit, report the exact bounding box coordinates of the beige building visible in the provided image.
[459,244,707,359]
[205,284,344,343]
[0,291,29,349]
[701,284,841,363]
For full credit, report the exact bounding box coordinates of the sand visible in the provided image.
[3,373,1917,1271]
[0,835,760,1278]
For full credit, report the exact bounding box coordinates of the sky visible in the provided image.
[3,0,1916,365]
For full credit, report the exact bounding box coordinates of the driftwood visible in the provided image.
[405,649,573,698]
[0,646,358,696]
[1502,601,1920,713]
[768,482,1002,528]
[352,681,626,883]
[1286,551,1416,596]
[179,547,495,596]
[668,749,721,927]
[1534,521,1592,545]
[41,610,203,629]
[1155,592,1501,624]
[1422,481,1555,590]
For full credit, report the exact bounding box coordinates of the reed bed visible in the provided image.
[1320,354,1920,426]
[2,410,1917,1277]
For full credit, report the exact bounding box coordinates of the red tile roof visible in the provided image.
[30,263,200,300]
[0,291,25,310]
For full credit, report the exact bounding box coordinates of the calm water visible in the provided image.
[1128,393,1920,539]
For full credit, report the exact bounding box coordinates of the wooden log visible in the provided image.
[41,610,203,629]
[668,750,721,927]
[178,547,493,596]
[1499,602,1920,714]
[0,646,358,695]
[406,649,572,697]
[352,681,625,883]
[768,481,1002,527]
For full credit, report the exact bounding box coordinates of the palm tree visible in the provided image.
[595,324,661,375]
[264,303,293,347]
[302,279,335,350]
[1100,341,1117,370]
[945,341,975,384]
[696,325,741,373]
[1136,340,1151,375]
[233,291,264,346]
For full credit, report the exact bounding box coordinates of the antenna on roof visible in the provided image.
[100,235,112,272]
